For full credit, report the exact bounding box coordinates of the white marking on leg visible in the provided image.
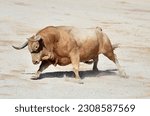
[115,55,127,78]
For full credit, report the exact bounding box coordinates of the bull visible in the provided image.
[12,26,127,84]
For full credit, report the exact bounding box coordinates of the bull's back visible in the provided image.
[70,28,100,61]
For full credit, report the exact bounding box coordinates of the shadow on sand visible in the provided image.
[38,69,118,79]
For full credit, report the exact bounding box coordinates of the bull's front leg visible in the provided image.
[31,60,51,80]
[70,49,83,84]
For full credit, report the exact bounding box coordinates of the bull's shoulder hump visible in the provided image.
[36,26,57,34]
[70,28,97,40]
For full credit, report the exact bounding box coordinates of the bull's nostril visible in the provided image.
[33,61,39,64]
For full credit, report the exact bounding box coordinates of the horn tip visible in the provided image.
[12,45,19,50]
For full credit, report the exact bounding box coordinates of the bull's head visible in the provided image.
[12,35,44,64]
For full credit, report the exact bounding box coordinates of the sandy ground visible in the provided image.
[0,0,150,98]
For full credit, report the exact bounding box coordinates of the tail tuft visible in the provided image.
[112,43,120,50]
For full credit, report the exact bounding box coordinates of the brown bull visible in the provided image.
[13,26,126,83]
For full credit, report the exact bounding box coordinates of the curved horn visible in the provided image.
[12,41,28,50]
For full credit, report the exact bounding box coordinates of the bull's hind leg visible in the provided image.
[32,60,51,80]
[114,54,127,78]
[93,56,99,71]
[103,51,127,78]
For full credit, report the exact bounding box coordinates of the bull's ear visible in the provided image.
[26,38,30,41]
[27,35,35,41]
[34,35,42,41]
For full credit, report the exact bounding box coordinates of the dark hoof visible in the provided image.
[93,68,99,72]
[31,76,40,80]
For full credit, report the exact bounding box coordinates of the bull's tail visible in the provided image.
[96,27,119,53]
[96,26,102,31]
[112,43,120,50]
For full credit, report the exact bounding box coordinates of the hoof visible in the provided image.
[93,68,99,72]
[75,79,84,84]
[78,81,84,84]
[65,78,84,84]
[121,75,129,78]
[119,71,128,78]
[31,76,40,80]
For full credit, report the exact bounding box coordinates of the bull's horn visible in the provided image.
[12,41,28,50]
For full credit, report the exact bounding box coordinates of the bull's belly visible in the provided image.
[56,53,98,66]
[57,57,71,66]
[80,54,98,62]
[56,41,99,66]
[79,45,99,61]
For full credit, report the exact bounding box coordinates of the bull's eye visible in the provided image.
[32,42,39,51]
[35,45,38,49]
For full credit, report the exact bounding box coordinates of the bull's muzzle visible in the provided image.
[32,60,40,65]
